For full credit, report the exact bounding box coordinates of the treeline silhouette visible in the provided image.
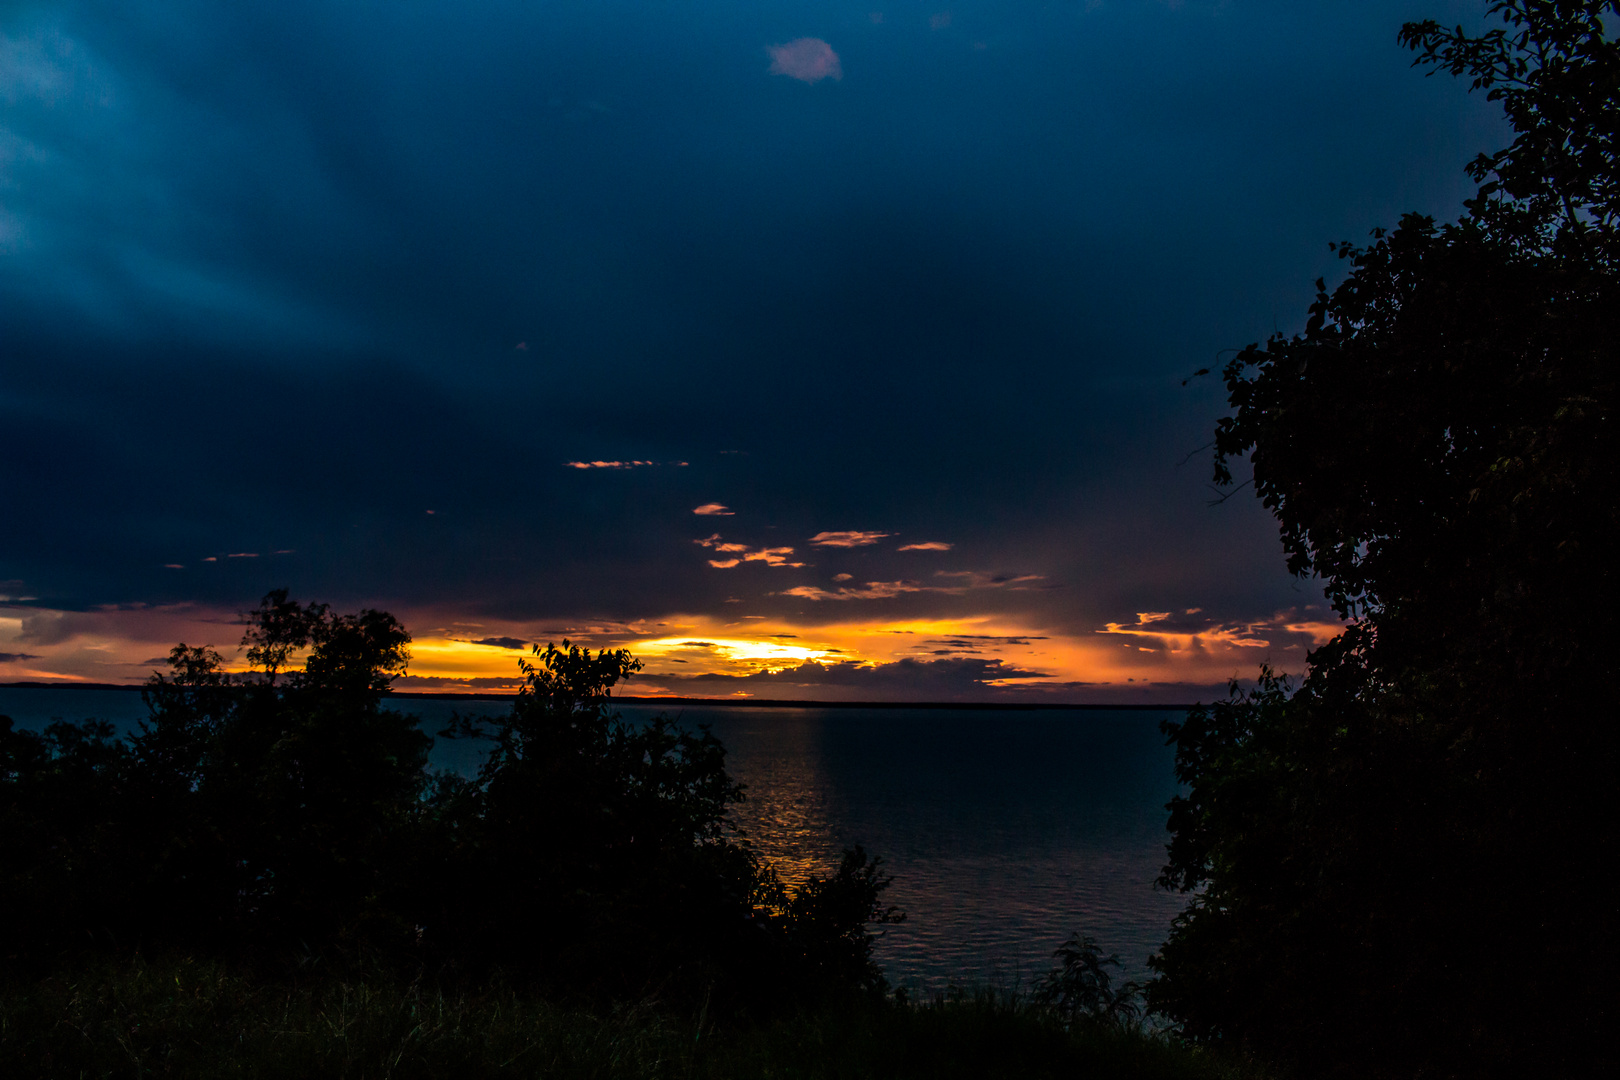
[1149,4,1616,1077]
[0,591,899,1010]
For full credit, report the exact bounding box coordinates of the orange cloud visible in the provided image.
[808,530,890,547]
[898,541,952,551]
[767,38,842,83]
[693,503,734,516]
[1097,609,1344,657]
[781,581,930,601]
[693,534,803,568]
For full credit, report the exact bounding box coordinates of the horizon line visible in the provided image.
[0,681,1197,711]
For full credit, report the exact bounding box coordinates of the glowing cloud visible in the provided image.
[694,534,803,568]
[693,503,734,516]
[1097,609,1344,654]
[565,460,683,469]
[809,530,890,547]
[767,38,842,83]
[898,541,952,551]
[782,580,930,601]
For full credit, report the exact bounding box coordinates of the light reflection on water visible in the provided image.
[0,688,1188,991]
[622,705,1189,992]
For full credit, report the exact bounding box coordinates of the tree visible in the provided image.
[0,592,430,958]
[1150,5,1617,1076]
[2,602,903,1005]
[427,640,903,1004]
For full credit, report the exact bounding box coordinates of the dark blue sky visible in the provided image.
[0,1,1507,698]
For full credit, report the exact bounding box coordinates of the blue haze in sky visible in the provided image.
[1,1,1507,697]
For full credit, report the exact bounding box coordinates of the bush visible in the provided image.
[0,595,901,1013]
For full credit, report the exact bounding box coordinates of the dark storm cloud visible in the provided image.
[0,1,1505,657]
[656,657,1053,699]
[470,637,528,650]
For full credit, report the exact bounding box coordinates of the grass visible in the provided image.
[0,955,1259,1079]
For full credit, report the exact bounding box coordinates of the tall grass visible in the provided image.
[1,955,1259,1079]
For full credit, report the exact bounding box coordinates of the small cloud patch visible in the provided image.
[809,530,890,548]
[898,541,952,551]
[472,636,528,650]
[693,503,734,516]
[695,534,803,568]
[781,580,929,601]
[768,38,843,83]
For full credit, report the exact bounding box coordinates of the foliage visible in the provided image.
[431,640,901,1004]
[0,598,901,1012]
[1152,5,1616,1076]
[1,591,429,959]
[0,953,1258,1080]
[1030,932,1142,1028]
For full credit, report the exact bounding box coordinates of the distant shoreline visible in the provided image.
[0,681,1194,711]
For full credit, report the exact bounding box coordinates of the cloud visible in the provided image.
[921,633,1049,654]
[767,38,842,83]
[934,570,1046,589]
[0,652,43,663]
[693,503,734,516]
[565,460,685,469]
[694,534,803,568]
[695,535,749,553]
[393,674,524,690]
[808,530,890,548]
[629,652,1118,702]
[0,28,113,108]
[781,580,931,601]
[470,636,528,649]
[1096,608,1344,653]
[897,541,952,551]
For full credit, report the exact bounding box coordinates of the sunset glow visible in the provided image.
[2,0,1472,704]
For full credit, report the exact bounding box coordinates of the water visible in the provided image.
[0,686,1187,992]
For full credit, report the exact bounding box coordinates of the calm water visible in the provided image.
[0,687,1187,991]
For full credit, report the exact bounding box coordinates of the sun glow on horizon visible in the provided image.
[1,599,1340,699]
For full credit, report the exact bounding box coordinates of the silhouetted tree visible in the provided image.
[1150,5,1616,1076]
[2,599,902,1006]
[0,592,428,958]
[432,641,901,1004]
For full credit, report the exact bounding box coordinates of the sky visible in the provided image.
[1,0,1507,701]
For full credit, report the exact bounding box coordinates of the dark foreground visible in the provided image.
[0,956,1255,1080]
